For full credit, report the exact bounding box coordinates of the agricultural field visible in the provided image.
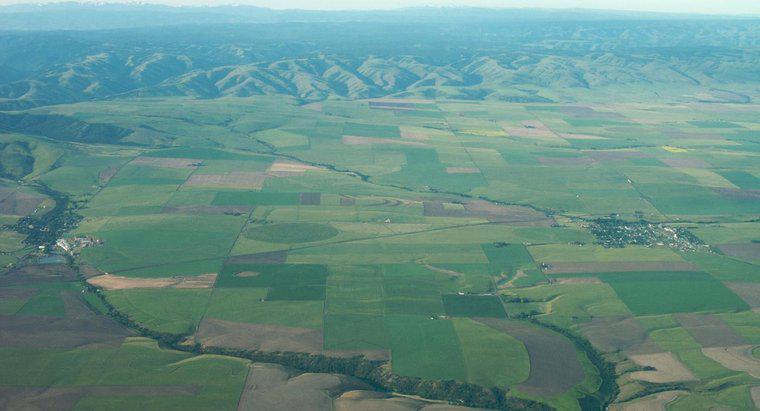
[0,8,759,406]
[0,94,752,410]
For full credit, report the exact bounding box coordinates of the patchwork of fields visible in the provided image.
[1,96,759,410]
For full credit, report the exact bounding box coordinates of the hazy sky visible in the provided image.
[1,0,758,15]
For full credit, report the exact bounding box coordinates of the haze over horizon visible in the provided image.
[0,0,758,16]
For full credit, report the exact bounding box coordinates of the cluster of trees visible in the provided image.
[9,184,81,249]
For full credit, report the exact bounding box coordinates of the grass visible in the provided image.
[482,243,536,277]
[343,122,400,138]
[205,288,324,329]
[80,214,246,273]
[16,283,72,317]
[442,294,506,318]
[387,315,468,381]
[679,252,760,282]
[216,264,329,288]
[596,271,749,315]
[244,222,339,244]
[528,244,682,263]
[212,191,301,206]
[324,313,388,350]
[105,288,212,334]
[0,338,248,410]
[717,171,760,190]
[452,318,530,387]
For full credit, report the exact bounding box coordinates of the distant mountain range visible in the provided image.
[2,3,754,31]
[0,6,757,108]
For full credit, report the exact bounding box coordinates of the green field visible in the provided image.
[595,271,749,315]
[2,64,759,410]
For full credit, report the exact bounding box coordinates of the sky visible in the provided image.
[0,0,758,15]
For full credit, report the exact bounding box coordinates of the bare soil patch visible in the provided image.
[502,120,560,140]
[702,345,760,378]
[584,150,650,162]
[581,316,649,353]
[499,270,527,289]
[300,192,321,205]
[0,191,44,216]
[61,290,96,319]
[237,362,371,411]
[87,273,216,290]
[400,129,430,141]
[0,264,78,286]
[552,277,602,284]
[675,313,747,347]
[0,287,37,300]
[628,353,697,383]
[610,390,684,411]
[235,271,260,278]
[342,135,426,147]
[0,385,198,411]
[423,202,464,217]
[196,318,389,361]
[751,386,760,409]
[0,313,132,348]
[660,157,710,169]
[445,167,480,174]
[542,261,696,274]
[339,196,356,206]
[185,172,267,189]
[267,160,322,176]
[197,317,324,353]
[336,391,474,411]
[715,243,760,263]
[725,282,760,308]
[336,392,419,411]
[98,166,120,185]
[423,264,464,278]
[537,156,595,166]
[130,156,201,169]
[561,133,609,140]
[475,318,584,397]
[713,188,760,200]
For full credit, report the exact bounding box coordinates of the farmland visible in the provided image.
[0,94,751,410]
[0,6,759,411]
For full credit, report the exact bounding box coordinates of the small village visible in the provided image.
[586,217,711,252]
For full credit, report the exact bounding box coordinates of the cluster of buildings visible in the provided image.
[55,236,102,254]
[587,218,710,252]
